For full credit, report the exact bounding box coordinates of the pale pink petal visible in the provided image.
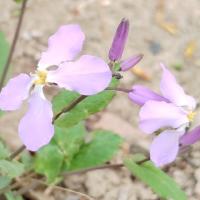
[150,130,183,166]
[180,126,200,146]
[139,101,189,134]
[19,86,54,151]
[160,63,196,109]
[128,85,169,106]
[0,74,32,111]
[38,25,85,69]
[47,55,112,95]
[186,95,196,110]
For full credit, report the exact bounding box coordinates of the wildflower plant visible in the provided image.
[130,63,196,166]
[0,24,112,151]
[0,4,200,199]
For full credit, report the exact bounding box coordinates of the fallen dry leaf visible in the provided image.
[184,40,197,59]
[158,22,178,35]
[155,0,178,35]
[131,66,151,81]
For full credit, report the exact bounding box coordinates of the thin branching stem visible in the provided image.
[1,158,150,195]
[9,95,87,160]
[9,145,26,160]
[137,157,150,165]
[0,0,28,89]
[52,95,87,123]
[106,86,132,93]
[18,178,95,200]
[61,157,150,178]
[5,158,149,194]
[62,163,124,177]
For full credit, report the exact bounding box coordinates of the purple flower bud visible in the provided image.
[128,85,169,106]
[120,54,143,71]
[180,126,200,146]
[109,19,129,61]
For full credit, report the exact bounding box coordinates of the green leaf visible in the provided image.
[14,0,23,3]
[0,32,10,117]
[53,90,79,115]
[53,79,118,128]
[68,130,123,170]
[20,152,33,170]
[0,32,9,76]
[34,123,88,181]
[0,160,24,178]
[124,155,187,200]
[5,191,23,200]
[0,111,4,117]
[0,176,11,189]
[34,144,64,183]
[53,122,87,168]
[0,141,10,159]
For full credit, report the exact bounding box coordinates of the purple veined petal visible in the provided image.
[128,85,169,106]
[150,130,182,167]
[120,54,143,71]
[139,100,189,134]
[19,86,54,151]
[108,19,129,61]
[0,74,32,111]
[47,55,112,95]
[160,63,196,109]
[180,126,200,146]
[38,24,85,69]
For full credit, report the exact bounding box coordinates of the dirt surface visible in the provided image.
[1,0,200,199]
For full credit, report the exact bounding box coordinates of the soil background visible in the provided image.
[1,0,200,199]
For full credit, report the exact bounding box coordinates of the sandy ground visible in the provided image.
[1,0,200,199]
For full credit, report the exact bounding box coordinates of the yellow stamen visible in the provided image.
[187,111,196,122]
[34,70,47,85]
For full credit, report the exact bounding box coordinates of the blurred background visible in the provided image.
[1,0,200,199]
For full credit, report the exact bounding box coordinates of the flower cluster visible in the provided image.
[1,19,200,168]
[109,20,200,167]
[0,24,112,151]
[109,18,143,71]
[129,63,197,166]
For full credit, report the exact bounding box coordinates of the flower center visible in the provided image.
[187,111,196,122]
[34,70,47,85]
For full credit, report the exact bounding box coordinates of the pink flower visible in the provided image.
[108,19,143,71]
[109,19,129,61]
[130,63,196,166]
[120,54,143,71]
[0,25,112,151]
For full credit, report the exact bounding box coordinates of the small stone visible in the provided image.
[85,169,121,198]
[65,195,80,200]
[64,174,86,190]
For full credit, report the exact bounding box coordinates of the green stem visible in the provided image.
[0,0,28,90]
[9,95,87,160]
[106,86,132,93]
[9,145,26,160]
[62,163,124,177]
[52,95,87,123]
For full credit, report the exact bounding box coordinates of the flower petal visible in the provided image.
[19,86,54,151]
[150,130,181,167]
[120,54,143,71]
[180,126,200,146]
[108,19,129,61]
[139,101,189,134]
[47,55,112,95]
[160,63,196,109]
[128,85,168,106]
[38,24,85,69]
[0,74,32,111]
